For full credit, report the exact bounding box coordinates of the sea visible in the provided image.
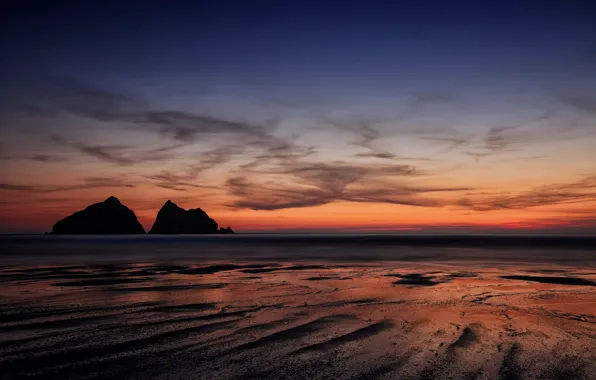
[1,234,595,265]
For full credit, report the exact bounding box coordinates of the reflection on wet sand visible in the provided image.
[1,261,596,379]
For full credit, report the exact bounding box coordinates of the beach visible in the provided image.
[2,257,596,379]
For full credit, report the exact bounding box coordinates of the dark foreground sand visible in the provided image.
[1,261,596,379]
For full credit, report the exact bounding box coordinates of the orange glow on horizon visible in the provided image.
[1,192,594,233]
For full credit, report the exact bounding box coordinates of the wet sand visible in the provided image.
[1,261,596,379]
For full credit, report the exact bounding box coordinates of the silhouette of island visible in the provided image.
[219,226,234,234]
[149,200,232,234]
[50,197,234,235]
[52,196,145,234]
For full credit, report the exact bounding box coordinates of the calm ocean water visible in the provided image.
[1,234,595,265]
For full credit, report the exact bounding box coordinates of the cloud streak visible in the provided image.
[0,154,69,163]
[325,118,431,161]
[558,94,596,115]
[226,161,469,210]
[464,126,526,161]
[457,174,596,211]
[0,177,136,194]
[28,81,273,143]
[50,135,184,166]
[146,144,247,190]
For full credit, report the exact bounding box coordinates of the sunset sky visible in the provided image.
[1,1,595,233]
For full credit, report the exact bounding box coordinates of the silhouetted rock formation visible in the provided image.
[218,226,234,234]
[149,200,219,234]
[52,196,145,235]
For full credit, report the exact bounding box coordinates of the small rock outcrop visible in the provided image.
[149,200,219,234]
[52,196,145,235]
[218,226,234,234]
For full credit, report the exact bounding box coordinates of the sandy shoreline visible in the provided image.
[1,261,596,379]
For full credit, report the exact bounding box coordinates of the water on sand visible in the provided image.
[1,236,596,379]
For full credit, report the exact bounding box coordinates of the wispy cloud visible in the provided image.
[349,123,399,159]
[226,160,469,210]
[50,135,135,165]
[17,80,144,122]
[464,126,525,161]
[0,177,136,194]
[50,135,184,166]
[146,144,246,190]
[154,113,272,142]
[239,134,317,170]
[28,82,321,175]
[457,174,596,211]
[558,94,596,115]
[325,118,431,161]
[0,154,69,163]
[9,80,596,222]
[145,133,317,191]
[420,136,470,154]
[29,81,274,143]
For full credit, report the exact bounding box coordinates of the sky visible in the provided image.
[1,0,595,234]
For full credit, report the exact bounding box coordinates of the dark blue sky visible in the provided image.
[2,1,595,87]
